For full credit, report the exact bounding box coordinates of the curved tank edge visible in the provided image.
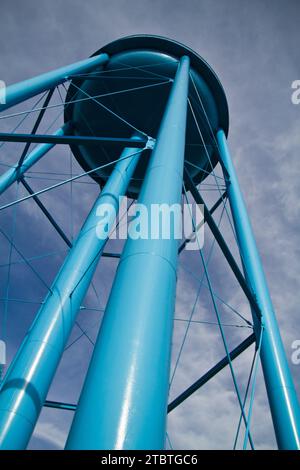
[64,34,230,197]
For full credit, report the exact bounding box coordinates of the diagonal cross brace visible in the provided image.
[168,333,256,412]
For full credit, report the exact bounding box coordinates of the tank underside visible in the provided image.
[64,35,229,197]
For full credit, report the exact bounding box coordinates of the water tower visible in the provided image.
[0,35,299,450]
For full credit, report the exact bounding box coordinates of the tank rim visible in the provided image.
[92,34,229,135]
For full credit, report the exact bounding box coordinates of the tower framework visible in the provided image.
[0,35,299,450]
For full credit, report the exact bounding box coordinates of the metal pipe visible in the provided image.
[66,56,190,450]
[0,54,109,111]
[0,143,143,449]
[0,123,70,195]
[0,133,147,147]
[217,128,300,450]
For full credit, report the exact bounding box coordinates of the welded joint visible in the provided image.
[145,136,156,150]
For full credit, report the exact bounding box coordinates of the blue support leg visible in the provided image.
[0,143,143,449]
[0,54,109,112]
[66,56,190,450]
[217,129,300,450]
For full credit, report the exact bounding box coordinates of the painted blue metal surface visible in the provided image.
[65,56,190,450]
[0,123,70,195]
[0,133,147,147]
[0,53,109,112]
[217,129,300,450]
[0,143,143,449]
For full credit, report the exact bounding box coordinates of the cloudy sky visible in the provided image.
[0,0,299,450]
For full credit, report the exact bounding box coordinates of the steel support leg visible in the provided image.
[0,54,109,112]
[217,129,300,450]
[0,123,71,195]
[0,144,143,449]
[66,56,190,450]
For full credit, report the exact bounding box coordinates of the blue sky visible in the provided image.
[0,0,299,449]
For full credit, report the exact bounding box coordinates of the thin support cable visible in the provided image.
[170,201,227,387]
[188,76,229,183]
[166,432,173,450]
[174,318,252,329]
[189,73,220,150]
[242,324,264,449]
[16,106,66,161]
[0,79,170,122]
[70,74,169,81]
[0,149,145,212]
[187,98,238,248]
[188,99,229,202]
[69,197,134,298]
[24,175,96,184]
[233,344,257,449]
[64,317,103,352]
[188,84,243,256]
[57,87,75,244]
[0,91,48,154]
[189,98,258,322]
[69,81,150,138]
[0,228,52,293]
[20,178,72,248]
[69,58,177,78]
[2,184,19,340]
[0,250,66,269]
[184,169,261,324]
[185,159,225,182]
[32,89,104,313]
[0,91,50,171]
[183,182,255,450]
[179,263,252,327]
[69,77,172,103]
[113,59,174,82]
[74,321,94,346]
[179,191,227,254]
[17,88,55,168]
[61,82,111,165]
[69,148,74,242]
[0,298,44,305]
[65,199,135,351]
